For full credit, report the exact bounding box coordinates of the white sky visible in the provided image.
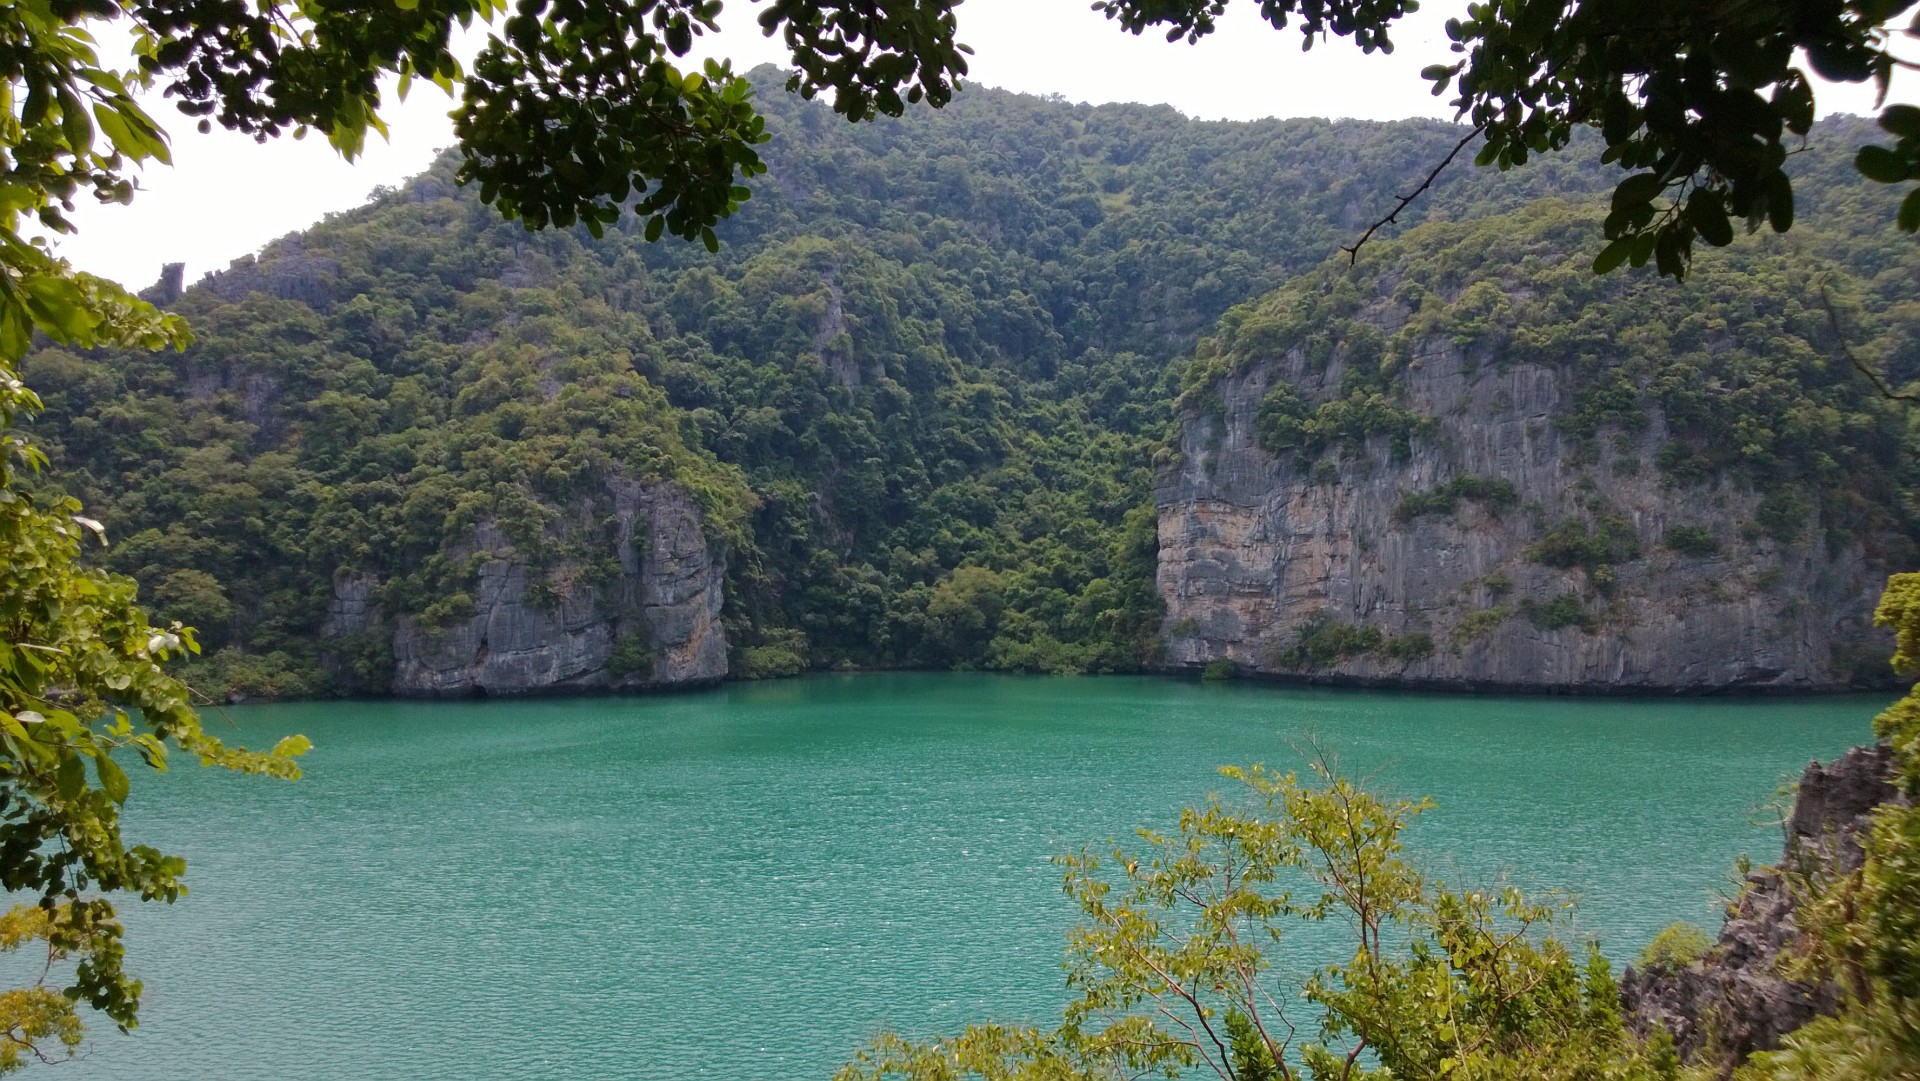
[52,0,1911,290]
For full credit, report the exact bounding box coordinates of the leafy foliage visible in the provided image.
[1394,475,1519,522]
[1268,611,1431,671]
[1424,0,1920,279]
[1637,921,1714,972]
[1522,592,1596,632]
[1200,658,1239,681]
[0,7,317,1032]
[1664,524,1721,557]
[1529,513,1642,571]
[0,344,308,1063]
[1453,604,1514,646]
[836,757,1679,1081]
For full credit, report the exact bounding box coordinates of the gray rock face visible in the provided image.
[1619,744,1899,1065]
[324,482,727,696]
[138,262,185,306]
[1155,325,1890,692]
[322,571,380,639]
[199,237,341,307]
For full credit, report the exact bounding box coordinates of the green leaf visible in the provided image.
[96,753,128,805]
[56,753,85,801]
[1766,172,1794,233]
[1807,38,1875,83]
[1857,145,1911,183]
[1591,237,1633,274]
[1899,188,1920,234]
[1690,192,1733,247]
[57,88,93,157]
[1611,173,1664,213]
[1882,104,1920,140]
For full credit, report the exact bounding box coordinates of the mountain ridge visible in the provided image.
[25,72,1918,698]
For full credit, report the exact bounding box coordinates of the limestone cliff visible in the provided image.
[1155,221,1901,693]
[324,482,726,695]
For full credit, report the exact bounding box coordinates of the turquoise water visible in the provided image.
[65,674,1873,1080]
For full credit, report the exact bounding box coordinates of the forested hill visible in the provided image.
[23,69,1920,698]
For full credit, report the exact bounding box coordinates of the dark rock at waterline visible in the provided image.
[1619,744,1898,1066]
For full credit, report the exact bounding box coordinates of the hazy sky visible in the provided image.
[52,0,1910,290]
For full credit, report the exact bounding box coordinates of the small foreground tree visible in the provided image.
[835,756,1679,1081]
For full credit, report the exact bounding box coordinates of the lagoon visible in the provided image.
[76,674,1873,1080]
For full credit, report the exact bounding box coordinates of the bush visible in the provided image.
[324,630,394,692]
[1453,605,1512,645]
[1637,922,1714,972]
[1379,632,1434,662]
[608,631,654,680]
[736,645,805,680]
[1664,523,1720,556]
[1271,611,1385,670]
[181,648,321,702]
[1754,490,1811,544]
[1254,384,1432,460]
[1254,383,1310,455]
[1201,658,1239,681]
[1522,592,1594,631]
[1394,476,1520,522]
[1269,612,1431,669]
[1528,514,1640,570]
[418,591,476,631]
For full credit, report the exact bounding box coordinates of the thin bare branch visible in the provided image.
[1819,283,1920,404]
[1342,125,1487,264]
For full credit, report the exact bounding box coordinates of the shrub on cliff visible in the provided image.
[1529,514,1643,571]
[1395,476,1520,522]
[1638,922,1715,973]
[1664,524,1721,557]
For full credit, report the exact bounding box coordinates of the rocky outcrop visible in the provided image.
[323,482,727,696]
[200,237,342,307]
[139,262,185,306]
[1620,745,1899,1065]
[1155,323,1891,692]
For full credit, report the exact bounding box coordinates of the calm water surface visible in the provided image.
[70,674,1874,1080]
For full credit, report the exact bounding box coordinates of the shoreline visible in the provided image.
[214,664,1901,708]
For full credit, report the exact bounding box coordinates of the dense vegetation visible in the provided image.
[21,73,1920,699]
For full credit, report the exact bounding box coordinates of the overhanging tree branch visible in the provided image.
[1820,283,1920,405]
[1342,124,1486,264]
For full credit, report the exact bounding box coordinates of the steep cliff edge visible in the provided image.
[1155,205,1910,692]
[1619,744,1899,1065]
[324,482,727,696]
